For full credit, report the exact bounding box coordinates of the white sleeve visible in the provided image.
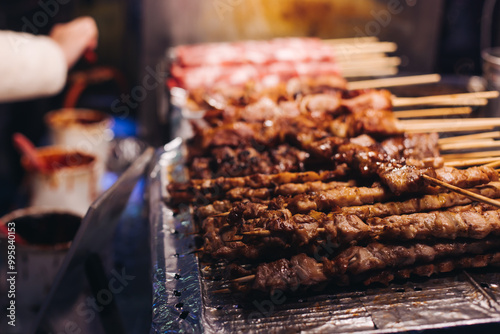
[0,31,67,103]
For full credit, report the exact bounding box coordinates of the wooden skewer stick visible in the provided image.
[428,99,489,107]
[348,74,441,90]
[338,52,388,61]
[231,275,256,284]
[188,248,204,255]
[442,150,500,160]
[405,125,496,133]
[242,230,272,236]
[485,160,500,169]
[399,118,500,133]
[439,140,500,151]
[403,118,497,125]
[343,67,398,78]
[333,41,398,54]
[438,131,500,145]
[392,91,499,107]
[444,157,500,167]
[396,98,487,107]
[323,36,379,44]
[213,288,232,294]
[336,53,388,62]
[394,107,472,119]
[401,117,499,125]
[422,174,500,209]
[242,228,326,237]
[339,57,401,69]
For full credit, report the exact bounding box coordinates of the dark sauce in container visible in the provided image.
[11,213,81,245]
[42,152,95,171]
[75,118,103,125]
[22,150,95,172]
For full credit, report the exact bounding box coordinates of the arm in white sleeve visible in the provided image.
[0,31,67,103]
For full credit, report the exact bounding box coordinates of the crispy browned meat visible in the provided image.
[172,164,498,207]
[211,146,273,177]
[341,89,393,112]
[198,87,388,127]
[172,132,454,204]
[252,254,327,292]
[192,92,403,153]
[342,181,500,219]
[250,239,500,293]
[205,98,301,124]
[189,75,347,112]
[203,204,500,262]
[381,133,441,164]
[329,108,402,138]
[331,239,500,276]
[275,180,358,197]
[288,184,391,213]
[203,93,343,126]
[194,180,357,218]
[378,165,437,195]
[195,200,234,220]
[194,112,334,150]
[197,122,278,149]
[226,180,355,201]
[189,145,310,179]
[435,166,499,189]
[168,170,346,200]
[361,252,500,286]
[370,206,500,240]
[304,137,435,195]
[189,157,213,179]
[299,93,343,117]
[289,75,348,96]
[404,132,441,160]
[315,136,495,195]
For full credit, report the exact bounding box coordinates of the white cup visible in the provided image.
[45,108,113,188]
[22,147,99,216]
[0,208,82,333]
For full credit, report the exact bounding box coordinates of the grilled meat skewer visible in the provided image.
[170,164,497,206]
[202,204,500,261]
[360,251,500,286]
[230,239,500,293]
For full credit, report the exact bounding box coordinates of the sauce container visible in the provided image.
[22,147,98,216]
[45,108,113,189]
[0,208,81,332]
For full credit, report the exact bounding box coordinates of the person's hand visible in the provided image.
[49,17,98,68]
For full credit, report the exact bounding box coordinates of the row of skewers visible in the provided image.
[169,36,403,91]
[167,37,500,295]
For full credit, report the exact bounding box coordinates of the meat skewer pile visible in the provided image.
[167,39,500,296]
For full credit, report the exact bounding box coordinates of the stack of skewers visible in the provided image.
[167,37,500,295]
[169,37,401,91]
